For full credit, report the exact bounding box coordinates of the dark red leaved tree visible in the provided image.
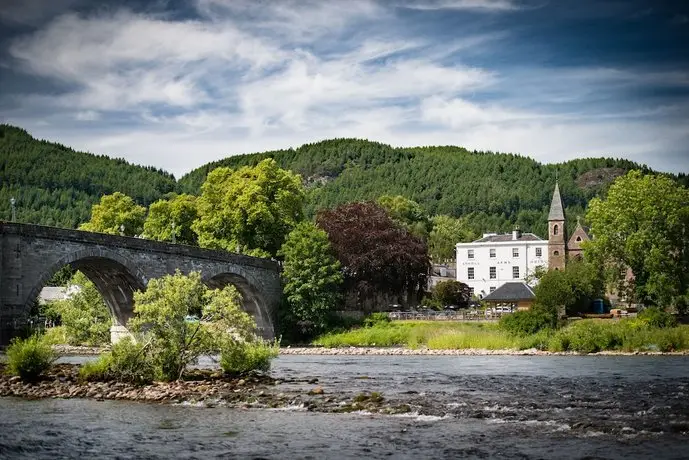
[317,201,430,310]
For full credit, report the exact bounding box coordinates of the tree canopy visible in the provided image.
[428,215,477,262]
[585,170,689,310]
[192,159,305,257]
[143,193,199,245]
[377,194,431,239]
[533,260,604,316]
[431,280,472,308]
[278,222,343,337]
[317,201,430,309]
[79,192,146,236]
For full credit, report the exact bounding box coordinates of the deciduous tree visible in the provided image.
[79,192,146,236]
[431,280,472,308]
[143,194,199,245]
[428,215,477,262]
[278,222,343,336]
[317,202,430,309]
[585,170,689,309]
[377,195,430,239]
[193,159,305,257]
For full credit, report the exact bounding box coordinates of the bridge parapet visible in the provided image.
[0,221,282,345]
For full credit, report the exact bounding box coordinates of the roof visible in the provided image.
[473,232,544,243]
[483,282,535,302]
[38,286,68,303]
[548,182,565,221]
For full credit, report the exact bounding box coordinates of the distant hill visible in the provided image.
[3,125,686,239]
[179,139,676,238]
[0,125,176,228]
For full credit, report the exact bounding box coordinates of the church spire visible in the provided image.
[548,182,565,221]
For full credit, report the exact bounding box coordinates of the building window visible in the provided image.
[490,248,496,258]
[536,247,542,257]
[554,225,559,235]
[554,250,560,256]
[489,267,496,279]
[512,248,519,258]
[468,267,474,280]
[468,249,474,259]
[489,286,496,293]
[512,266,520,278]
[576,236,582,242]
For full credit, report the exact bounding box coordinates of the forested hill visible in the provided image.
[0,125,176,228]
[3,124,685,239]
[178,139,672,238]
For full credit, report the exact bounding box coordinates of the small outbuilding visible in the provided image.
[482,282,535,311]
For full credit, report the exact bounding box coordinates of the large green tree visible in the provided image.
[428,215,477,262]
[585,170,689,309]
[377,195,430,239]
[193,159,305,257]
[278,222,343,336]
[79,192,146,236]
[534,260,605,316]
[143,194,199,245]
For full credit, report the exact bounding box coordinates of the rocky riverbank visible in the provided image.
[0,363,411,414]
[49,344,689,356]
[279,346,689,356]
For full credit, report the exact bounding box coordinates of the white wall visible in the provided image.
[456,240,548,298]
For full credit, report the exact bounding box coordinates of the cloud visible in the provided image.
[2,0,688,177]
[397,0,519,11]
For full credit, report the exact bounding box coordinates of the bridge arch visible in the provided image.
[203,267,275,340]
[27,248,147,328]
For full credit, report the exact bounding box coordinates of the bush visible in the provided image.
[499,309,557,336]
[551,320,623,353]
[363,312,391,328]
[220,340,279,375]
[5,335,57,382]
[637,307,677,329]
[80,337,155,385]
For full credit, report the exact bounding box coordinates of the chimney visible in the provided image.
[512,226,521,241]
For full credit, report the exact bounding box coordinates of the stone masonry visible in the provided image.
[0,222,282,345]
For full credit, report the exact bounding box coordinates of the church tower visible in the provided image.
[548,182,566,271]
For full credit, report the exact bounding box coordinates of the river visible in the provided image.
[1,355,688,459]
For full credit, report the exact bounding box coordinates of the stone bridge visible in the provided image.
[0,222,282,345]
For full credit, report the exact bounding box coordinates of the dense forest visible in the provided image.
[179,139,684,238]
[2,124,686,239]
[0,125,176,228]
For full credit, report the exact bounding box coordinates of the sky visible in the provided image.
[1,0,688,178]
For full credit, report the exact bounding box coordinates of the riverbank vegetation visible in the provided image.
[313,317,689,353]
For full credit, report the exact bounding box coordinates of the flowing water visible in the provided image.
[2,355,689,459]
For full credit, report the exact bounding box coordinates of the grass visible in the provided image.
[312,319,689,353]
[314,321,522,350]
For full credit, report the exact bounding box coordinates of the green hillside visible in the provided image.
[0,125,176,228]
[179,139,670,238]
[3,124,686,240]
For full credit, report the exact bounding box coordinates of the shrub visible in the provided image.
[5,335,57,382]
[42,326,69,345]
[220,340,279,375]
[555,320,623,353]
[80,337,156,385]
[637,307,677,329]
[363,312,391,328]
[499,310,557,336]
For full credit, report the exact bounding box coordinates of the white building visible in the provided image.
[456,228,548,299]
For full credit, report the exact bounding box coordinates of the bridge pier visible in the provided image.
[1,221,282,347]
[110,324,133,344]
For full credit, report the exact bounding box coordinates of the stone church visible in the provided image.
[547,182,590,271]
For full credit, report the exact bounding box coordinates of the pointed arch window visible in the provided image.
[553,225,559,236]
